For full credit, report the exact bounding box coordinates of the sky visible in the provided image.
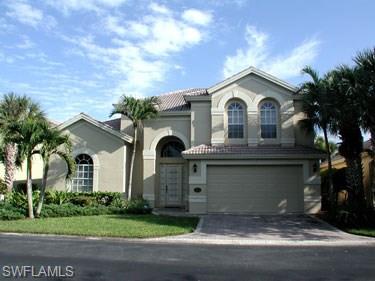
[0,0,374,124]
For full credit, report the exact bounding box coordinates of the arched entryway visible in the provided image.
[156,136,187,208]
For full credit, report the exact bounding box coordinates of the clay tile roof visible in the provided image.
[102,118,121,131]
[157,88,208,112]
[182,144,325,156]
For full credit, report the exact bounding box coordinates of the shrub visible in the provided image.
[0,202,25,220]
[69,196,96,207]
[5,191,39,209]
[45,190,70,205]
[0,179,7,194]
[39,203,118,218]
[123,198,152,214]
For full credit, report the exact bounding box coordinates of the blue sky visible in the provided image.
[0,0,374,123]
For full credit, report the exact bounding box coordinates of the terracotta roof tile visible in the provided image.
[182,144,325,156]
[157,88,208,112]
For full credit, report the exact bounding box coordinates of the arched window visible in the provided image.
[228,102,244,138]
[161,141,185,157]
[260,101,277,139]
[72,154,93,192]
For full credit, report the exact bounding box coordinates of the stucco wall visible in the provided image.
[142,115,191,206]
[47,120,127,193]
[210,74,300,147]
[190,102,211,146]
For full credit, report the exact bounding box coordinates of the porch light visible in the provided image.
[193,163,198,173]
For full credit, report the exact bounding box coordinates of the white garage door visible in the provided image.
[207,165,303,214]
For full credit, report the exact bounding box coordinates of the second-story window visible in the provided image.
[260,101,277,139]
[228,102,244,138]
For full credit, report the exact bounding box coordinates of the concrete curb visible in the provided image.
[0,231,374,247]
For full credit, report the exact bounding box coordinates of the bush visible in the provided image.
[0,179,7,194]
[0,202,25,220]
[40,203,117,218]
[123,198,152,214]
[69,196,96,207]
[45,191,70,205]
[5,191,39,209]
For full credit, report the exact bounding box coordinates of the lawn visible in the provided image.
[345,228,375,238]
[0,215,199,238]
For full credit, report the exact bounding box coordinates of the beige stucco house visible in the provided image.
[3,67,325,214]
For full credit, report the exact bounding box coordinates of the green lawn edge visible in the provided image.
[0,214,199,238]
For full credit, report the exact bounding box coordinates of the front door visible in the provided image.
[160,164,182,207]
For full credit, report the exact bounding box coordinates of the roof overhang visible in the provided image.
[182,153,325,160]
[208,66,298,94]
[57,113,133,144]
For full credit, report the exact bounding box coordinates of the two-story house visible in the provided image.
[10,66,324,214]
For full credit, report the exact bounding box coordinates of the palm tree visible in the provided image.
[0,93,44,192]
[110,96,158,200]
[354,48,375,147]
[314,136,337,155]
[14,118,48,219]
[328,65,366,214]
[298,66,336,212]
[35,127,75,217]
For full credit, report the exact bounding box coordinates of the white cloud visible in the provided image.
[6,1,56,29]
[104,16,127,36]
[223,25,320,80]
[182,9,212,26]
[148,2,171,15]
[16,36,35,49]
[46,0,127,14]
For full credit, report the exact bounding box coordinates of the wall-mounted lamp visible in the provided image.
[193,163,198,173]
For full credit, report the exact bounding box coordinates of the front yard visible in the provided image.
[0,214,199,238]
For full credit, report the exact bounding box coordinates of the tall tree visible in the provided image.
[314,136,337,155]
[14,118,47,219]
[328,65,366,214]
[298,66,336,211]
[0,93,44,192]
[354,48,375,147]
[110,96,158,200]
[35,127,75,217]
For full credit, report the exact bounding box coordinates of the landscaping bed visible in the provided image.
[0,191,199,238]
[0,214,199,238]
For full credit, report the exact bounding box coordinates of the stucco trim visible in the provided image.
[217,89,254,111]
[208,66,297,94]
[143,150,156,160]
[58,113,133,143]
[72,147,100,192]
[149,129,189,151]
[188,195,207,203]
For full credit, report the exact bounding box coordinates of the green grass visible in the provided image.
[345,228,375,238]
[0,215,199,238]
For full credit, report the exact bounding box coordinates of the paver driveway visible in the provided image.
[187,214,362,241]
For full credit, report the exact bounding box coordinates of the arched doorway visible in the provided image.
[156,136,187,207]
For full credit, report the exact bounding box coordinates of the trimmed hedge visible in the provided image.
[0,190,152,220]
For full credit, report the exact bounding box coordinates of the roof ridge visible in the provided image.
[159,88,207,97]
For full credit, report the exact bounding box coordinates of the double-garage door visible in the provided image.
[207,165,303,214]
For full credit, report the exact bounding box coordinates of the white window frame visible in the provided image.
[260,101,277,139]
[72,154,94,192]
[227,102,244,139]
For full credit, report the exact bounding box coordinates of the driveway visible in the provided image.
[153,214,374,245]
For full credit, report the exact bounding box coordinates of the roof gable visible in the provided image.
[208,66,297,94]
[57,113,133,143]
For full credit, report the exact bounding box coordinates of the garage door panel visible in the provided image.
[207,165,303,213]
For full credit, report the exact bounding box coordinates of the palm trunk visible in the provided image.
[36,160,49,217]
[26,156,34,219]
[345,156,366,214]
[323,128,336,212]
[4,143,17,192]
[128,126,138,200]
